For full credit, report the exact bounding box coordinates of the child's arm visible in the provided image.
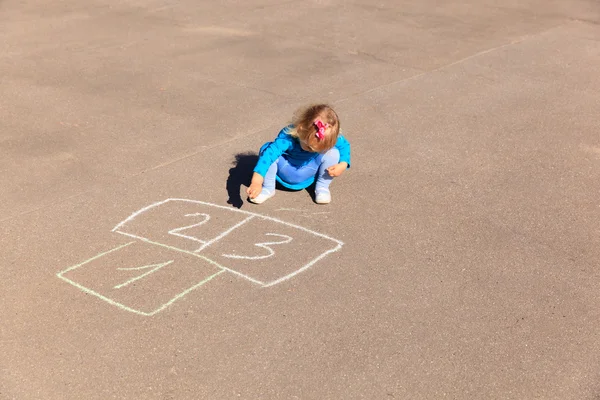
[247,131,293,199]
[326,135,351,177]
[253,134,293,176]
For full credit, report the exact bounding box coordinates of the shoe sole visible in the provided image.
[248,193,274,204]
[315,195,331,204]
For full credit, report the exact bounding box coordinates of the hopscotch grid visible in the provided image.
[57,198,345,316]
[111,198,345,287]
[113,230,266,285]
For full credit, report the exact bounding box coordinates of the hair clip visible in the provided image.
[314,119,328,141]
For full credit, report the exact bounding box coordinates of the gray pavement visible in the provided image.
[2,1,600,399]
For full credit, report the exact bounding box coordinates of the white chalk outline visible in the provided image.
[112,198,344,287]
[56,242,226,316]
[57,198,344,316]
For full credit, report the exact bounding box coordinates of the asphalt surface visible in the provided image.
[2,0,600,399]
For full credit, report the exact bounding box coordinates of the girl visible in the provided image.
[247,104,351,204]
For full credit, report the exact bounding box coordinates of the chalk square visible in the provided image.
[57,241,225,316]
[199,216,342,286]
[113,199,250,253]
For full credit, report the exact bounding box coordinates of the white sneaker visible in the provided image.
[315,190,331,204]
[249,190,275,204]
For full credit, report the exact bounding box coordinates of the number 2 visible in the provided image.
[168,213,211,249]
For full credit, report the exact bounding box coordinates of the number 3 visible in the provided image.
[222,233,292,260]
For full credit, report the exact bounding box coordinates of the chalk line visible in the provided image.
[57,241,135,275]
[262,242,343,287]
[112,199,171,232]
[143,269,225,316]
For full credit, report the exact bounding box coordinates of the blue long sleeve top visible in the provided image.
[254,126,351,177]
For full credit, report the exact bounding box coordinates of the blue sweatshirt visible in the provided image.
[254,126,351,177]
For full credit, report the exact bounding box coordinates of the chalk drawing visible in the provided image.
[114,260,174,289]
[222,233,292,260]
[193,215,255,253]
[57,198,344,315]
[111,230,265,286]
[57,242,226,316]
[168,213,210,250]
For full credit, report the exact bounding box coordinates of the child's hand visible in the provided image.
[326,162,348,177]
[246,173,264,199]
[247,182,262,199]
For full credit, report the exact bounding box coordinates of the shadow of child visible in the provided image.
[226,152,259,208]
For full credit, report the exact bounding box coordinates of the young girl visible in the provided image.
[247,104,350,204]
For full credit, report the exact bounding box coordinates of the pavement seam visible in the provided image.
[335,21,575,104]
[126,125,278,177]
[569,17,600,26]
[0,125,278,224]
[0,189,97,224]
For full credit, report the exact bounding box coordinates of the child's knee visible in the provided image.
[323,147,340,163]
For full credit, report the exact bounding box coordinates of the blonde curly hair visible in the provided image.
[287,104,340,152]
